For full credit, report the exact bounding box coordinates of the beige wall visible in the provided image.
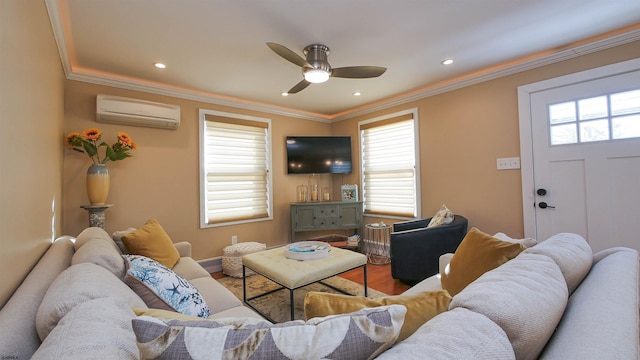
[332,41,640,236]
[0,0,65,307]
[63,42,639,262]
[62,81,333,260]
[0,3,637,307]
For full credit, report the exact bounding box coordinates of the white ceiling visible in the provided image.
[47,0,640,121]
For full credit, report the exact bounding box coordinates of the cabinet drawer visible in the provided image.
[315,205,339,219]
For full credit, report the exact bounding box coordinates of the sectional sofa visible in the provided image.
[0,225,637,359]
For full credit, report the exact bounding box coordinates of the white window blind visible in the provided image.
[361,115,418,217]
[201,113,271,226]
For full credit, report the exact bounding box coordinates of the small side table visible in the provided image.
[80,204,113,229]
[364,223,392,265]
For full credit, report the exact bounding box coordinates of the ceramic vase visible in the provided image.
[86,164,110,205]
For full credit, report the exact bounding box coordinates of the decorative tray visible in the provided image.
[285,241,331,261]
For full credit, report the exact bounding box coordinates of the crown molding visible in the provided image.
[46,0,640,123]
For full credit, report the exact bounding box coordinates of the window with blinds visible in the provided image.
[199,110,272,227]
[360,110,420,218]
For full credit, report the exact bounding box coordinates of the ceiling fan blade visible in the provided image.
[287,79,311,94]
[331,66,387,79]
[266,42,308,68]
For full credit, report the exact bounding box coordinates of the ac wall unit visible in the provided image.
[96,94,180,129]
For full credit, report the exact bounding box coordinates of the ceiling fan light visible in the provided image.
[304,69,330,83]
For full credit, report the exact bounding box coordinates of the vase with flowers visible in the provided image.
[65,128,137,205]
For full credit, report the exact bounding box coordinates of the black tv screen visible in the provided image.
[286,136,352,174]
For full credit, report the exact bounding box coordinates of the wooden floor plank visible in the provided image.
[338,263,411,295]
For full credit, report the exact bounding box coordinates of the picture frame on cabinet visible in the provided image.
[341,184,358,202]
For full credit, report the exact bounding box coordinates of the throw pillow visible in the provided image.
[523,232,592,295]
[132,305,406,360]
[304,290,451,342]
[121,219,180,268]
[73,226,113,250]
[449,253,567,360]
[32,297,138,360]
[123,254,210,318]
[427,204,454,228]
[35,263,146,341]
[71,237,126,279]
[376,308,516,360]
[112,227,137,253]
[441,227,526,296]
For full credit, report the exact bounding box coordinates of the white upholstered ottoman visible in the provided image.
[241,245,368,321]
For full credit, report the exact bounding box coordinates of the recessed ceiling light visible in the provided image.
[281,92,289,96]
[353,92,361,96]
[441,59,454,65]
[154,62,166,69]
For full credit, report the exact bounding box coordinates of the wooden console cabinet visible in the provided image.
[290,201,363,243]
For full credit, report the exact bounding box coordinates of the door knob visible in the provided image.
[537,189,547,196]
[538,202,555,209]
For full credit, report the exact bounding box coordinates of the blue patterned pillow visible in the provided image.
[123,255,210,318]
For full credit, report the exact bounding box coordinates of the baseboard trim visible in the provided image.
[197,257,222,273]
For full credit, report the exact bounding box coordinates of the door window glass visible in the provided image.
[549,89,640,145]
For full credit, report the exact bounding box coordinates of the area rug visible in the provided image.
[217,274,388,323]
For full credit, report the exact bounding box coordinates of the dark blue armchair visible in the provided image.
[390,215,468,284]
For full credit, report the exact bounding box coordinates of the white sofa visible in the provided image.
[0,228,638,359]
[379,232,640,359]
[0,227,263,359]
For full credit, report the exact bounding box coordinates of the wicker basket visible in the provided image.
[222,242,266,278]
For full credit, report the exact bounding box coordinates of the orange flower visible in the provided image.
[65,131,81,146]
[117,132,133,147]
[66,128,137,164]
[83,128,102,141]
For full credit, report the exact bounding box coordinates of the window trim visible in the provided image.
[198,109,273,228]
[358,108,421,220]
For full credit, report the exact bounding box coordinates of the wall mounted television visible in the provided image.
[286,136,352,174]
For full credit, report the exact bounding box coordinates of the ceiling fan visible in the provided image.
[266,42,387,94]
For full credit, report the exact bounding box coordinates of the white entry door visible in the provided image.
[519,59,640,253]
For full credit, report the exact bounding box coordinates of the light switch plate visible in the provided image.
[497,157,521,170]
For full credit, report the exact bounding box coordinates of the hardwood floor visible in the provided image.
[338,263,411,295]
[211,262,411,295]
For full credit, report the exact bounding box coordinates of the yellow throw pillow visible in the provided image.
[304,290,452,342]
[441,227,526,296]
[121,219,180,268]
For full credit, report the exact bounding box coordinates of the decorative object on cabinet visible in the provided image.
[323,187,330,201]
[341,184,358,202]
[309,174,319,201]
[296,185,308,202]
